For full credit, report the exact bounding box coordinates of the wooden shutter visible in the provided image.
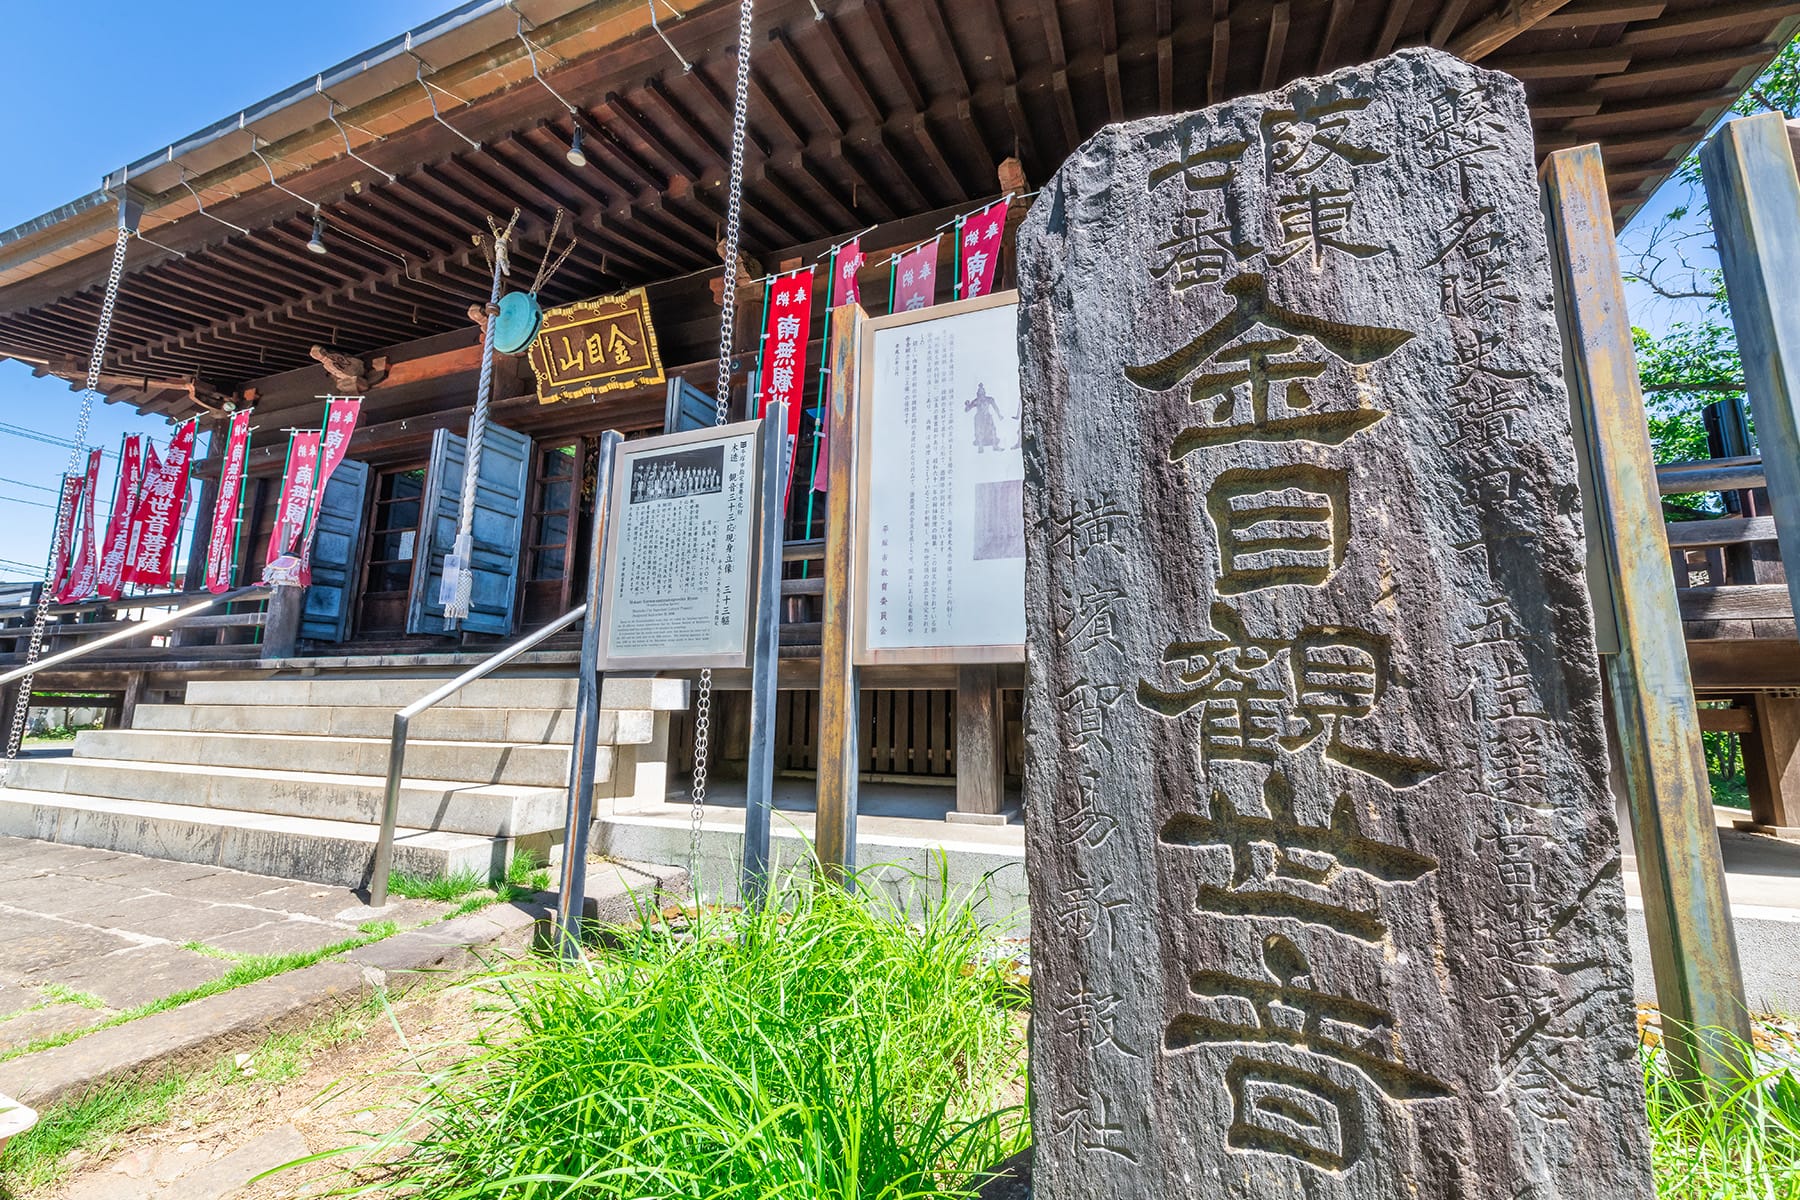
[406,423,533,637]
[299,459,370,643]
[664,375,719,433]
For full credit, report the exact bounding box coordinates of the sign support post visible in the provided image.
[816,305,865,885]
[556,429,624,960]
[742,401,787,904]
[1543,143,1751,1090]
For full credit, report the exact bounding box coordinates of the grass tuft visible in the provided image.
[343,864,1028,1198]
[387,867,488,903]
[1645,1026,1800,1198]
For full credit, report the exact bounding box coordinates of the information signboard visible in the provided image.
[854,291,1026,665]
[596,419,764,670]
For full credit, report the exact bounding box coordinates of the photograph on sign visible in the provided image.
[854,291,1026,665]
[597,419,763,670]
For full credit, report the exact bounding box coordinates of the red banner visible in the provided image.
[756,268,814,506]
[262,432,321,586]
[96,435,145,600]
[47,473,84,602]
[123,420,195,590]
[59,449,103,602]
[204,412,253,594]
[296,397,362,576]
[829,237,864,308]
[957,197,1010,299]
[892,238,940,313]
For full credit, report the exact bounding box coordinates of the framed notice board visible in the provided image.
[853,290,1027,666]
[596,419,766,670]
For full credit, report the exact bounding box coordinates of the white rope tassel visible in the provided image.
[442,221,512,623]
[3,222,131,780]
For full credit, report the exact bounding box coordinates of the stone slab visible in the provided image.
[0,960,373,1108]
[1017,48,1652,1197]
[72,893,277,944]
[0,1001,110,1051]
[203,918,361,958]
[0,922,142,977]
[0,875,152,918]
[53,943,233,1011]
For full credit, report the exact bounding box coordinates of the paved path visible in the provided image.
[0,837,444,1056]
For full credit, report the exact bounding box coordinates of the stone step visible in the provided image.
[72,729,592,790]
[133,698,658,744]
[183,674,688,713]
[132,702,652,745]
[1,756,566,838]
[0,787,530,889]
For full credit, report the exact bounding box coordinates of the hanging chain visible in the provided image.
[690,0,756,883]
[2,225,131,782]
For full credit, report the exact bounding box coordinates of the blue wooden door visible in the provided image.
[406,424,532,637]
[665,376,719,433]
[300,459,370,643]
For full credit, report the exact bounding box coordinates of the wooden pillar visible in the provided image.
[0,680,22,756]
[118,672,146,731]
[1544,143,1752,1089]
[816,303,865,882]
[951,665,1007,824]
[1704,113,1800,627]
[716,690,751,780]
[184,472,220,593]
[262,584,304,661]
[1741,693,1800,837]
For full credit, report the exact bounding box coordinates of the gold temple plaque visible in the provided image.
[528,288,666,403]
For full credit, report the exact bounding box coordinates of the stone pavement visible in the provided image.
[0,836,445,1058]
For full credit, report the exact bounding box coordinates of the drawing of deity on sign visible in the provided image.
[1166,933,1450,1171]
[1124,274,1414,454]
[1138,603,1440,788]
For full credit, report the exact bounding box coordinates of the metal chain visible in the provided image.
[690,0,756,883]
[2,225,131,782]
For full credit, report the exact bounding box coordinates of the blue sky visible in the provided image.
[0,4,1724,581]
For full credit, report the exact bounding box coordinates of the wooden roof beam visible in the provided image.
[1450,0,1579,61]
[1316,0,1354,73]
[973,0,1039,168]
[1262,0,1291,91]
[1484,47,1633,79]
[1372,0,1414,60]
[1037,0,1083,148]
[1619,1,1800,46]
[1535,1,1665,30]
[1209,1,1231,107]
[1590,43,1781,91]
[1429,0,1475,46]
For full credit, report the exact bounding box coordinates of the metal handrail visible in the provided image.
[0,585,273,687]
[369,602,588,907]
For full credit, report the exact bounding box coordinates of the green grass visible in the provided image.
[339,867,1028,1199]
[0,923,396,1065]
[1646,1028,1800,1198]
[0,992,388,1197]
[389,849,550,906]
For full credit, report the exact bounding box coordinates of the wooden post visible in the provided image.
[118,672,146,731]
[1741,694,1800,837]
[816,303,865,884]
[1704,112,1800,629]
[1543,143,1752,1089]
[741,400,787,905]
[951,665,1007,823]
[0,680,22,756]
[262,584,304,661]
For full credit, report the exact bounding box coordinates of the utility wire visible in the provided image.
[0,422,113,459]
[0,493,55,510]
[0,475,56,493]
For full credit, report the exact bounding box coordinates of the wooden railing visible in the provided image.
[1657,454,1792,639]
[0,586,272,668]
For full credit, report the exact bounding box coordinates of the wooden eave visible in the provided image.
[0,0,1793,419]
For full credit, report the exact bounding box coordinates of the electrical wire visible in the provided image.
[0,493,55,510]
[0,422,114,459]
[0,476,55,492]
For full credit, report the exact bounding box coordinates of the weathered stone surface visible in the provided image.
[1017,49,1653,1198]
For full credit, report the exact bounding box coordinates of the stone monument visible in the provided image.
[1016,48,1655,1198]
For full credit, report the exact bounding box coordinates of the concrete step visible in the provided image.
[1,756,566,837]
[133,702,652,745]
[184,674,689,713]
[72,729,593,790]
[0,787,530,889]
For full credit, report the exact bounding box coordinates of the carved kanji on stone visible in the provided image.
[1018,48,1653,1199]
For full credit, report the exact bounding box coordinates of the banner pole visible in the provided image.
[742,399,786,905]
[952,213,964,301]
[800,247,839,560]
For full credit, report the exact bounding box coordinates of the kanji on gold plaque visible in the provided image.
[527,288,666,403]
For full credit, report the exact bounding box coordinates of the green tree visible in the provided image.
[1624,39,1796,490]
